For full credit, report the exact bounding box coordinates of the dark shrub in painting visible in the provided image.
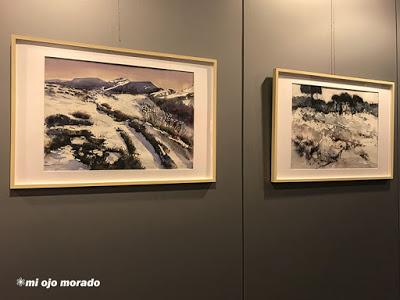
[45,114,93,127]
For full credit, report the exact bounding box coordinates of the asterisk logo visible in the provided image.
[16,277,25,287]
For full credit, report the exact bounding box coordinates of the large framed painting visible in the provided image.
[11,35,216,188]
[272,68,394,182]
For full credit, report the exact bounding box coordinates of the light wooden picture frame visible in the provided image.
[11,35,217,189]
[272,68,394,183]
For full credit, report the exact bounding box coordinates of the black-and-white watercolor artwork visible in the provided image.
[44,58,194,171]
[271,68,394,183]
[11,36,216,188]
[291,84,378,169]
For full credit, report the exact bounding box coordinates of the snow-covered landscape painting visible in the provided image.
[44,57,194,171]
[291,83,379,169]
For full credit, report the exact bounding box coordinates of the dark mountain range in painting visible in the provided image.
[46,77,161,94]
[107,81,160,94]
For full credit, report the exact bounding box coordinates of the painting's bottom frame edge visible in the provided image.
[10,177,216,189]
[269,174,393,183]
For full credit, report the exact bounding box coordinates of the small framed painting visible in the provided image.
[272,68,394,182]
[11,35,216,188]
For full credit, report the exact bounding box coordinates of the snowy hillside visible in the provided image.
[44,78,194,171]
[291,107,378,169]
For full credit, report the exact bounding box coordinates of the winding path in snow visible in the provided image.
[121,124,162,169]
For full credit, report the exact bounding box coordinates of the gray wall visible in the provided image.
[1,0,399,299]
[244,0,399,299]
[0,1,242,299]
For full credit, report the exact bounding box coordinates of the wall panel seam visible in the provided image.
[241,0,245,299]
[396,1,400,298]
[331,0,336,74]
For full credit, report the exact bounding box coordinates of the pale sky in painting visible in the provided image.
[45,57,194,90]
[292,83,378,104]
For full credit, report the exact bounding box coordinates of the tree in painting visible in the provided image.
[300,84,322,100]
